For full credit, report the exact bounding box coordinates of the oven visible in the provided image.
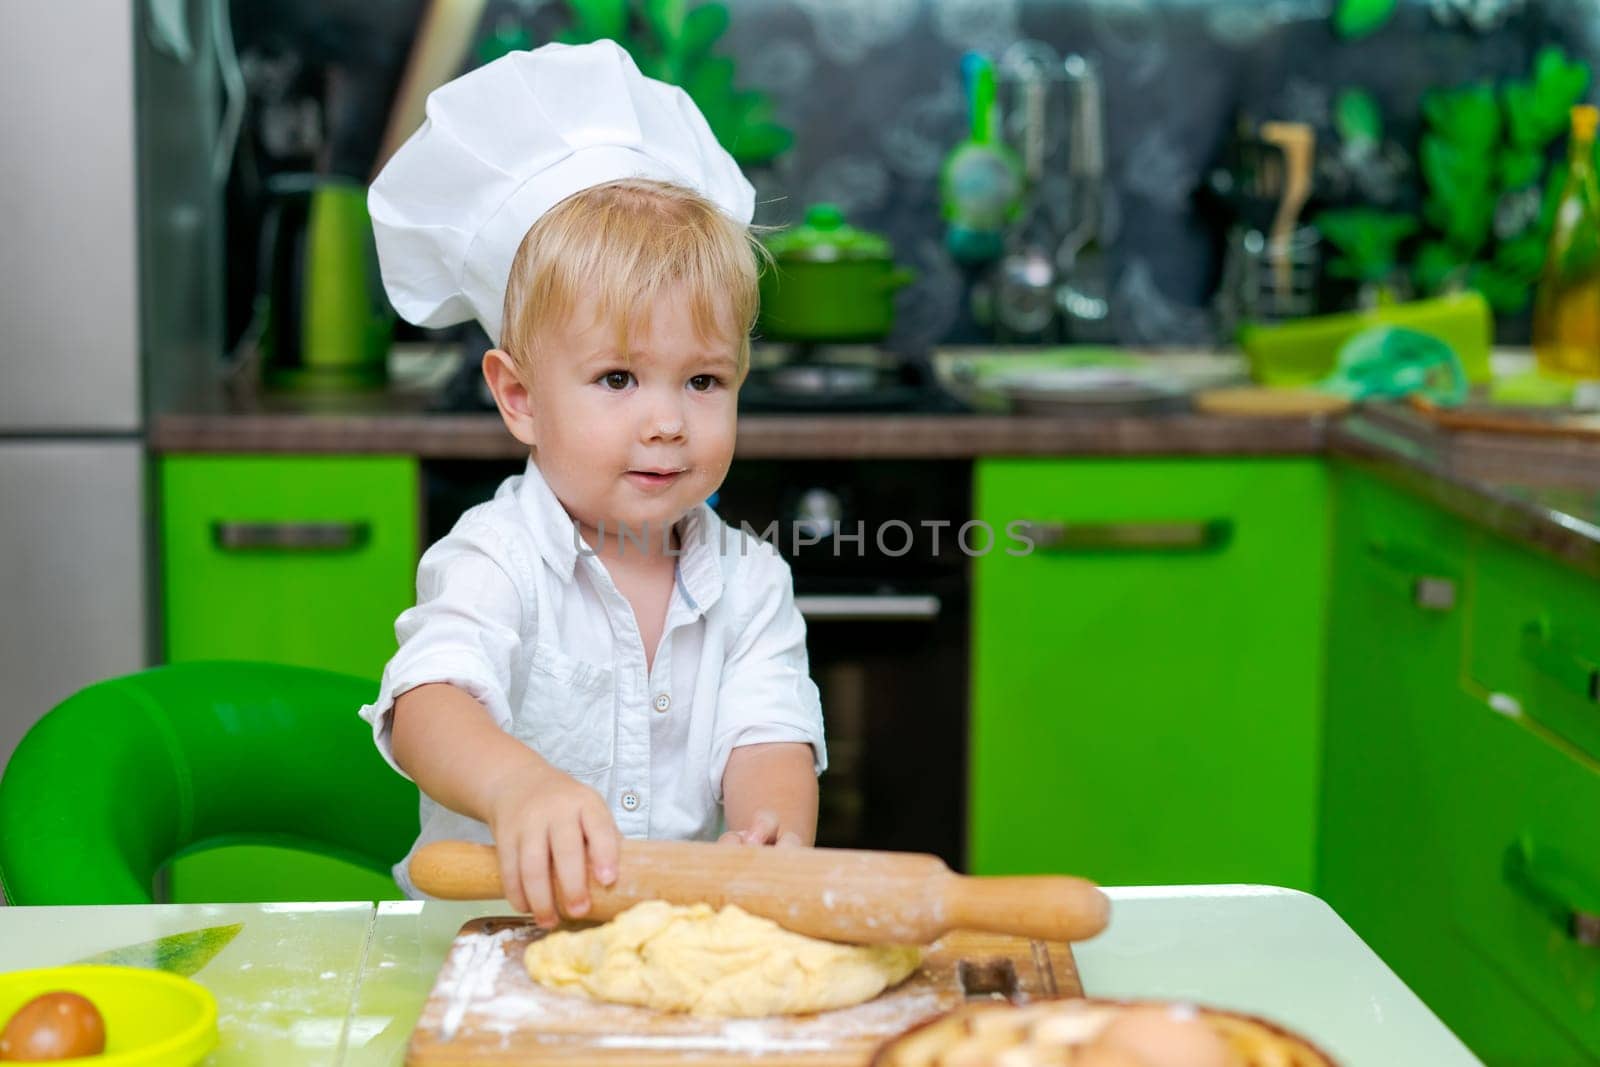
[423,457,973,870]
[711,459,971,869]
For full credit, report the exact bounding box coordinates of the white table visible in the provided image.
[0,885,1481,1065]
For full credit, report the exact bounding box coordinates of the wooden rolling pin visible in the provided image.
[410,839,1110,945]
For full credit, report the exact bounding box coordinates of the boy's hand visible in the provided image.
[718,808,804,848]
[484,762,620,927]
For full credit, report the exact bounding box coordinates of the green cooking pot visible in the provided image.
[758,203,917,343]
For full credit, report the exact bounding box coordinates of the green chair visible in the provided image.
[0,662,418,905]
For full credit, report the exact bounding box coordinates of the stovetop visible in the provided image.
[427,344,972,415]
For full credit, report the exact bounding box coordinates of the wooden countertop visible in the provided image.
[150,410,1328,459]
[146,387,1600,577]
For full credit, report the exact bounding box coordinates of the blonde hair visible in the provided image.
[500,178,765,377]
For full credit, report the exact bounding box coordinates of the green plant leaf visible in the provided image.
[478,23,534,64]
[1421,135,1494,253]
[627,41,669,81]
[566,0,629,41]
[75,923,244,978]
[1495,232,1548,281]
[1503,80,1543,148]
[1335,89,1384,147]
[1332,0,1396,40]
[1422,84,1500,153]
[1413,240,1468,294]
[559,0,791,165]
[728,122,793,165]
[1528,46,1590,145]
[1467,262,1530,313]
[1314,208,1418,284]
[642,0,688,45]
[679,3,729,59]
[1497,146,1543,189]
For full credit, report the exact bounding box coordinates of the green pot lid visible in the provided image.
[765,203,892,262]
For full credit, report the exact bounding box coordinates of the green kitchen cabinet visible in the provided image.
[1319,463,1600,1065]
[969,457,1327,888]
[160,455,419,681]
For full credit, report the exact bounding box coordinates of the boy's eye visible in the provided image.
[599,370,634,390]
[688,374,722,392]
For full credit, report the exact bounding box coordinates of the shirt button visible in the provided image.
[652,692,671,713]
[621,790,641,812]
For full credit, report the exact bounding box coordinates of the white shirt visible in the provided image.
[360,459,827,898]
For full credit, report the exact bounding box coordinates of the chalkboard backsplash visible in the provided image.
[225,0,1600,351]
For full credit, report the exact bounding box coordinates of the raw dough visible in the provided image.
[523,900,922,1017]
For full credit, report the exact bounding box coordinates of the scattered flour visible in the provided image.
[425,927,947,1055]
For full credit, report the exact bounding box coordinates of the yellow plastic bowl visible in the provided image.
[0,965,216,1065]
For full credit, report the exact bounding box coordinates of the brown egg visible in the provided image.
[0,991,107,1061]
[1092,1005,1236,1067]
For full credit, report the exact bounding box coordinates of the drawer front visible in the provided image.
[970,457,1326,887]
[161,455,419,680]
[1468,533,1600,762]
[1442,694,1600,1061]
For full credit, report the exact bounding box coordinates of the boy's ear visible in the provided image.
[483,349,538,447]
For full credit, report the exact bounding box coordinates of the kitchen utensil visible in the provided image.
[1194,386,1352,417]
[760,204,918,343]
[941,53,1024,264]
[0,966,216,1066]
[1217,224,1321,332]
[407,916,1080,1065]
[255,174,394,390]
[1238,290,1492,386]
[872,998,1337,1067]
[369,0,490,181]
[994,243,1057,336]
[1259,121,1316,299]
[409,839,1111,946]
[993,59,1058,338]
[1054,54,1113,342]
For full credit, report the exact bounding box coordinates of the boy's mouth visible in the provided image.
[625,468,686,489]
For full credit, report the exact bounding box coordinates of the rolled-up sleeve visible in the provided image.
[358,520,525,778]
[709,548,827,800]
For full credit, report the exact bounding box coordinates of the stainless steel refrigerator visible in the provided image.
[0,0,231,774]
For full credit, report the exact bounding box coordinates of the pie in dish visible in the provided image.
[872,997,1336,1067]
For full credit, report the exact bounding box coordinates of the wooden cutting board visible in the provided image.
[406,916,1083,1066]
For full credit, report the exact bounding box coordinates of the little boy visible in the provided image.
[360,41,826,924]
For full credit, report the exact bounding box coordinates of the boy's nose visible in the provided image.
[650,417,685,441]
[644,398,686,442]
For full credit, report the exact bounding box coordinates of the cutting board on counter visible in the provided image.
[406,916,1083,1066]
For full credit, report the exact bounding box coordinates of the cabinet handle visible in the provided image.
[794,594,941,621]
[1506,834,1600,946]
[211,521,372,553]
[1015,519,1232,552]
[1365,539,1457,612]
[1520,619,1600,704]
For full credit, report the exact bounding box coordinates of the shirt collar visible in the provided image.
[516,457,583,581]
[515,457,726,616]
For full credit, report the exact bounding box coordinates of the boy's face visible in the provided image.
[487,283,740,540]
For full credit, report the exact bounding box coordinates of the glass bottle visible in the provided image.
[1533,105,1600,382]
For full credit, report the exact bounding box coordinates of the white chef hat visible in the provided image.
[368,40,755,344]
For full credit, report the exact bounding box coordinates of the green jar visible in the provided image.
[758,204,917,343]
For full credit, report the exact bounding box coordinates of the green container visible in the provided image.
[759,204,916,342]
[1238,291,1493,386]
[258,176,394,390]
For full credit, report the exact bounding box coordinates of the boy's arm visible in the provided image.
[719,741,819,846]
[391,682,545,822]
[391,683,619,921]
